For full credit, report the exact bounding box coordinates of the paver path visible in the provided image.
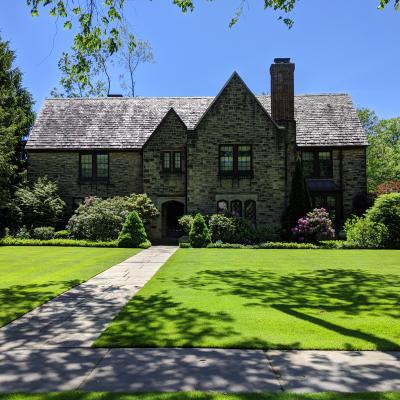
[1,245,400,393]
[0,245,177,350]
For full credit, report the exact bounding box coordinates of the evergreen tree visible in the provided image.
[117,211,148,248]
[0,37,35,234]
[189,213,212,248]
[282,157,311,237]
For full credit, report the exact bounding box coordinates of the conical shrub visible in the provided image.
[189,213,211,248]
[117,211,149,248]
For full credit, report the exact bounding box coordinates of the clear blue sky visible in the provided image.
[1,0,399,118]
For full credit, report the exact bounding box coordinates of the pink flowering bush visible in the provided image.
[291,208,335,243]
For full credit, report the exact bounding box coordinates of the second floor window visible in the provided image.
[301,150,332,178]
[162,151,182,172]
[219,144,252,176]
[80,153,109,180]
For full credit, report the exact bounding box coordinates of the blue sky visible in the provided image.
[1,0,399,118]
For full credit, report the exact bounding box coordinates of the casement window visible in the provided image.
[162,151,182,172]
[219,145,253,177]
[301,150,333,178]
[79,153,109,180]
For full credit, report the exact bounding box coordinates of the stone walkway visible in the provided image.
[0,245,178,350]
[1,245,400,393]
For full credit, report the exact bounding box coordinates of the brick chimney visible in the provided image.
[270,58,295,121]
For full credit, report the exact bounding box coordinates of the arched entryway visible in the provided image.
[162,201,185,238]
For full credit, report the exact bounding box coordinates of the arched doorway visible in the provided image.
[162,201,185,238]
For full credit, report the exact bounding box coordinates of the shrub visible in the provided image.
[68,194,159,241]
[179,242,191,248]
[345,216,389,249]
[117,211,149,248]
[0,238,117,247]
[15,177,65,229]
[189,213,211,248]
[376,181,400,196]
[365,193,400,248]
[54,230,70,239]
[15,225,31,239]
[292,208,335,243]
[231,217,256,244]
[178,215,194,235]
[208,214,236,242]
[32,226,55,240]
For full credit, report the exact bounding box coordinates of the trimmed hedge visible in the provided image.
[179,241,319,249]
[0,238,118,247]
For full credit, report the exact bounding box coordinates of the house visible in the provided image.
[26,58,368,239]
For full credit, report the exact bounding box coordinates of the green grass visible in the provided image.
[1,393,399,400]
[95,249,400,350]
[0,246,139,327]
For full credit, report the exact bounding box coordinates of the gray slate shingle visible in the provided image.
[26,94,367,150]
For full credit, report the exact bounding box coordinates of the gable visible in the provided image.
[194,72,276,131]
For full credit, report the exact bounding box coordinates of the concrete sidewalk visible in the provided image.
[1,348,399,393]
[0,246,178,350]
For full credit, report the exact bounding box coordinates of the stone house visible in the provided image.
[26,58,368,239]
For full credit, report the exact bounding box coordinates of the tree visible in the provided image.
[117,211,149,248]
[0,37,35,234]
[15,177,65,229]
[189,213,211,248]
[358,108,400,191]
[282,157,311,237]
[25,1,398,93]
[118,28,154,97]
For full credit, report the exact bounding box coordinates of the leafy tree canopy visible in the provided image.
[357,108,400,191]
[26,0,398,94]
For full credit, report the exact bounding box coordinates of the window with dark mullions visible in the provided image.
[219,145,253,177]
[162,151,183,172]
[79,153,109,180]
[301,150,333,178]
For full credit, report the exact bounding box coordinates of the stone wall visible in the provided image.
[187,73,288,227]
[342,147,367,217]
[142,109,188,239]
[28,150,143,212]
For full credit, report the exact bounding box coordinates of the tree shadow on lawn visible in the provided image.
[170,268,400,350]
[95,290,298,349]
[0,280,82,328]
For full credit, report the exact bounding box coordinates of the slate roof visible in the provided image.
[26,93,367,150]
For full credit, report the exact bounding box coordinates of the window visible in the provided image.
[301,152,314,178]
[244,200,256,225]
[231,200,243,217]
[162,151,182,172]
[219,145,234,173]
[79,153,109,180]
[302,150,332,178]
[173,152,182,172]
[162,152,171,172]
[217,200,228,214]
[238,145,252,172]
[219,145,253,177]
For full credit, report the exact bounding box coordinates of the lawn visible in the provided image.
[95,249,400,350]
[0,246,139,327]
[1,393,399,400]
